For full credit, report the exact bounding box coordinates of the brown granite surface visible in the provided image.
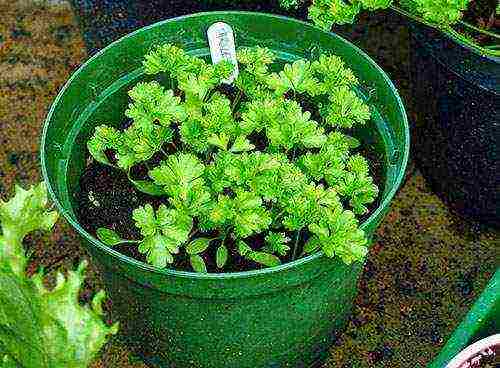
[0,1,497,367]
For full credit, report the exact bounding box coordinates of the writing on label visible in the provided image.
[207,22,239,84]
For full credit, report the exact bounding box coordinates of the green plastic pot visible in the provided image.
[41,12,409,368]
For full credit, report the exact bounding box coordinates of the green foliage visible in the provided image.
[125,81,186,131]
[88,44,380,272]
[295,0,472,31]
[133,204,193,267]
[236,47,276,100]
[0,183,117,367]
[149,153,211,215]
[216,245,229,268]
[312,54,359,91]
[264,232,291,256]
[210,190,272,238]
[87,124,172,171]
[298,131,360,185]
[306,207,368,264]
[267,59,323,96]
[322,86,371,128]
[401,0,470,27]
[189,254,207,273]
[308,0,362,30]
[242,98,327,150]
[0,184,58,276]
[334,154,379,214]
[237,240,281,267]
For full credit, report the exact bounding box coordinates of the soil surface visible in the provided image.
[0,1,498,368]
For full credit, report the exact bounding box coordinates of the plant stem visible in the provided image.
[231,89,244,111]
[389,5,500,57]
[292,229,301,260]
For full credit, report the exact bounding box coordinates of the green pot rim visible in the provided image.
[41,11,410,280]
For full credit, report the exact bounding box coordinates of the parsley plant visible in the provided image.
[89,44,379,272]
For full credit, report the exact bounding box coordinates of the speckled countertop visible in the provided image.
[0,1,497,367]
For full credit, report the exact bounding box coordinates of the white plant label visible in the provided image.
[207,22,239,84]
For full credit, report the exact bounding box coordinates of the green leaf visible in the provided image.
[264,232,290,256]
[312,54,359,91]
[132,204,157,237]
[303,236,321,254]
[208,133,230,150]
[133,204,193,268]
[248,251,281,267]
[88,123,172,171]
[143,43,205,76]
[190,255,207,273]
[308,207,368,264]
[237,47,275,78]
[186,238,211,255]
[0,183,58,276]
[156,205,193,246]
[267,59,322,96]
[87,125,121,167]
[125,81,186,131]
[96,228,127,246]
[216,245,229,268]
[334,154,378,214]
[401,0,469,26]
[0,183,117,368]
[210,191,272,238]
[359,0,392,10]
[0,355,17,368]
[129,178,166,196]
[149,153,205,201]
[237,240,253,257]
[229,135,255,153]
[322,86,370,128]
[243,98,327,150]
[308,0,362,30]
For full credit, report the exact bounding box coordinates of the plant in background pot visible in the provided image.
[285,0,499,53]
[41,12,409,368]
[283,0,499,226]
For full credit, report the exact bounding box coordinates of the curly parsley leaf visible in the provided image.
[334,154,379,214]
[322,86,370,128]
[308,0,362,30]
[149,153,211,215]
[125,81,186,131]
[267,59,322,96]
[264,232,291,256]
[133,204,193,267]
[306,208,368,264]
[210,191,272,238]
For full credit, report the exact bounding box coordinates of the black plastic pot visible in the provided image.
[409,24,499,227]
[69,0,302,54]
